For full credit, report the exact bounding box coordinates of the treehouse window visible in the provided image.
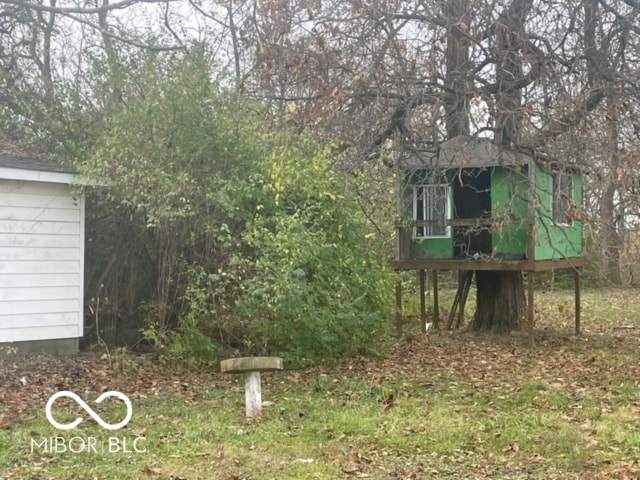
[552,172,573,226]
[413,184,450,239]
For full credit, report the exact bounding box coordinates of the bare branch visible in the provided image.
[62,9,184,51]
[531,86,606,147]
[0,0,174,15]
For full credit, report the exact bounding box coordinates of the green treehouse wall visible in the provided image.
[490,167,529,257]
[403,165,582,261]
[533,169,582,260]
[417,237,451,258]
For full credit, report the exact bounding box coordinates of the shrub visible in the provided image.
[82,51,394,366]
[235,139,394,361]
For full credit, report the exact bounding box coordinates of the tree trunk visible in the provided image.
[598,86,623,285]
[584,0,622,285]
[442,0,471,139]
[469,271,525,332]
[467,1,530,334]
[599,182,622,285]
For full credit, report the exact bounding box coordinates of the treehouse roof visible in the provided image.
[399,135,584,174]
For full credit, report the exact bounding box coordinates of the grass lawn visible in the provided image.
[1,288,640,479]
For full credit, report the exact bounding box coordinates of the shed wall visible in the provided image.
[0,179,84,343]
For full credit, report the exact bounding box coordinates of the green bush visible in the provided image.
[236,139,394,361]
[81,51,394,366]
[142,272,221,369]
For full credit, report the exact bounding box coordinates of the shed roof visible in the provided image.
[0,141,77,184]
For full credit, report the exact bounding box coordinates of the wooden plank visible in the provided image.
[0,323,80,342]
[220,357,283,374]
[432,270,439,327]
[0,299,80,315]
[396,227,412,261]
[395,281,403,337]
[0,233,81,248]
[0,206,80,222]
[532,258,584,271]
[457,271,473,329]
[245,371,262,418]
[0,168,75,184]
[0,247,80,261]
[392,259,530,271]
[527,159,536,261]
[0,312,81,329]
[0,219,79,235]
[526,222,535,262]
[0,286,80,302]
[0,192,79,209]
[0,180,71,196]
[527,271,535,346]
[574,268,581,335]
[0,273,80,288]
[419,270,427,332]
[409,217,528,227]
[391,257,584,272]
[0,260,80,274]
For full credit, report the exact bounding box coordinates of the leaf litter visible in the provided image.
[1,289,639,479]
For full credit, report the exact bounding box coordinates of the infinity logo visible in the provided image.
[45,391,133,431]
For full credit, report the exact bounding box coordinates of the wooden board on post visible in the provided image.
[220,357,283,419]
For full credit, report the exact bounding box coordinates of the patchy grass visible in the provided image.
[2,288,640,479]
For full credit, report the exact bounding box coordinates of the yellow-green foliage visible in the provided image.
[83,51,394,364]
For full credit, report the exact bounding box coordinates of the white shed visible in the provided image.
[0,148,84,354]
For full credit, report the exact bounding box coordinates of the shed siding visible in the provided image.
[0,179,83,343]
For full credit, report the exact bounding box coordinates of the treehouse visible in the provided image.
[392,136,585,336]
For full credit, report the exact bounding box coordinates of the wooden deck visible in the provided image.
[391,257,584,272]
[392,256,583,342]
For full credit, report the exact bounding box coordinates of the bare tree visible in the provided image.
[237,0,640,326]
[0,0,184,141]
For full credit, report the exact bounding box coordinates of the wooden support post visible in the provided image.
[419,269,427,332]
[245,371,262,418]
[574,268,581,335]
[395,281,403,338]
[457,271,472,329]
[432,270,439,328]
[526,223,535,265]
[527,271,535,345]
